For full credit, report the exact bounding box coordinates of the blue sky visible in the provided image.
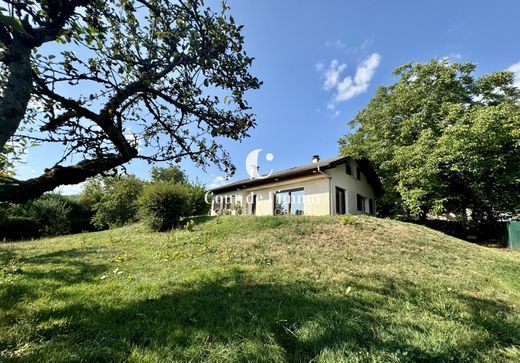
[15,0,520,193]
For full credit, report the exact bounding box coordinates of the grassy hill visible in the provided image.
[1,215,520,362]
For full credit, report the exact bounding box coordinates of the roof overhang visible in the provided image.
[210,168,327,194]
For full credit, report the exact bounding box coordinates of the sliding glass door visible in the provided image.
[274,188,304,215]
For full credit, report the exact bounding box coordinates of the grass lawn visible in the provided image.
[1,215,520,362]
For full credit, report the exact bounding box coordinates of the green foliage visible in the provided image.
[78,177,106,212]
[89,176,144,229]
[149,166,210,217]
[63,196,96,234]
[0,216,40,240]
[0,193,94,239]
[151,166,187,184]
[234,201,243,215]
[0,14,27,35]
[339,214,358,226]
[0,0,261,203]
[0,139,36,178]
[139,183,190,231]
[186,182,211,216]
[340,59,520,220]
[183,219,196,232]
[26,194,72,236]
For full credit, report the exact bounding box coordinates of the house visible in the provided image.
[210,155,381,216]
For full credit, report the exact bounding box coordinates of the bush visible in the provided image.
[27,194,72,236]
[186,182,211,216]
[89,176,144,229]
[140,183,190,231]
[0,194,94,239]
[63,196,96,233]
[0,216,41,240]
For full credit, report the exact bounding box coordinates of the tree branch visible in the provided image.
[30,0,94,47]
[0,153,131,203]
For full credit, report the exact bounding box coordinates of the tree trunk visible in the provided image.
[0,38,32,150]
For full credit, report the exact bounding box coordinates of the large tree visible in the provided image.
[0,0,260,203]
[340,59,520,223]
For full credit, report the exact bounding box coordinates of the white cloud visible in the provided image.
[207,175,229,189]
[451,53,462,60]
[323,59,347,90]
[53,182,85,196]
[314,62,324,72]
[441,53,462,63]
[325,40,346,49]
[335,53,381,103]
[507,61,520,88]
[319,53,381,107]
[124,131,142,152]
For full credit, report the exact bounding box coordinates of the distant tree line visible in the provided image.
[0,166,210,240]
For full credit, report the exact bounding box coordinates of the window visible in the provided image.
[213,198,221,213]
[224,195,235,210]
[345,163,352,175]
[357,194,365,212]
[369,198,374,215]
[356,167,361,180]
[274,188,304,215]
[336,187,346,214]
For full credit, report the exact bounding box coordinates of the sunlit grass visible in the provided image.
[1,215,520,362]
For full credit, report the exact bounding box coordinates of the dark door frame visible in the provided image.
[251,194,257,215]
[335,187,346,214]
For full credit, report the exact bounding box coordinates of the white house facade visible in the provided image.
[210,155,381,216]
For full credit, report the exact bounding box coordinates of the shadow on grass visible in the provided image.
[3,268,519,362]
[17,248,109,285]
[0,247,109,312]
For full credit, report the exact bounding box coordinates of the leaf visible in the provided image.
[0,14,27,35]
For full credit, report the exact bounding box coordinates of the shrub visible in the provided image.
[27,194,73,236]
[186,182,211,216]
[0,216,41,240]
[140,183,190,231]
[89,175,144,229]
[63,196,96,233]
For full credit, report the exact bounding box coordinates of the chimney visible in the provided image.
[312,155,320,163]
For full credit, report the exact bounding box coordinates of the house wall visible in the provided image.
[324,160,376,215]
[246,175,331,216]
[210,159,376,216]
[211,174,331,216]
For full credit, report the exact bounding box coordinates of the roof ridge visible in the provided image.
[210,155,349,192]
